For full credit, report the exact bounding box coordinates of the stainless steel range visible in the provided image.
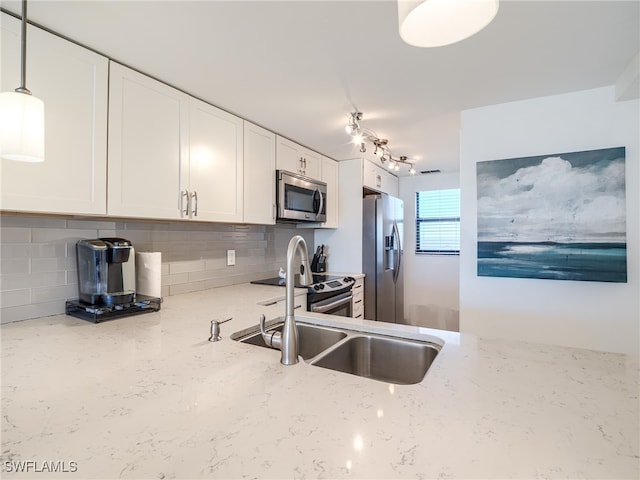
[251,274,356,317]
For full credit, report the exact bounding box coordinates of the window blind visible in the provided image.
[416,189,460,254]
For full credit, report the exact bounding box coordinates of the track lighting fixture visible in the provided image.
[345,112,416,175]
[345,111,363,136]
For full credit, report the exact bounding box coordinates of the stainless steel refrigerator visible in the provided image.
[363,194,404,323]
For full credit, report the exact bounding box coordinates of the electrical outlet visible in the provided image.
[226,249,236,266]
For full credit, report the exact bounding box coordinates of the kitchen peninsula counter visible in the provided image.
[1,283,638,479]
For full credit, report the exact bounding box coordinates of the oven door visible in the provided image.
[309,291,352,317]
[277,171,327,222]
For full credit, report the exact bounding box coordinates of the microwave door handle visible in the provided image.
[314,188,324,219]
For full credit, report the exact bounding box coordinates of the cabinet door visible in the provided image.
[188,97,243,222]
[363,159,399,197]
[275,135,303,174]
[243,121,275,225]
[1,14,108,215]
[320,156,339,228]
[352,277,364,319]
[300,146,321,179]
[108,62,189,219]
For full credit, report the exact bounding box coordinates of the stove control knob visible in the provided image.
[314,285,321,291]
[318,284,325,290]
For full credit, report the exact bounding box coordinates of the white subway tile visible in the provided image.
[31,284,78,303]
[32,228,98,243]
[1,289,30,308]
[31,257,76,273]
[169,281,207,296]
[0,300,65,324]
[68,219,117,230]
[0,227,30,243]
[169,260,205,274]
[0,258,30,274]
[0,216,66,228]
[163,273,189,286]
[27,244,67,258]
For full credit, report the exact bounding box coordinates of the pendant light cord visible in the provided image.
[16,0,31,95]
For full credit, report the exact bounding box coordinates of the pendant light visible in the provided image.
[0,0,45,162]
[398,0,499,48]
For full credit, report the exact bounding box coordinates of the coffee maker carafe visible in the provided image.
[77,238,136,306]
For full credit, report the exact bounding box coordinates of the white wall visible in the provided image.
[314,159,363,273]
[460,86,639,355]
[399,173,460,330]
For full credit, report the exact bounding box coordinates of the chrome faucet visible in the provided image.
[260,235,312,365]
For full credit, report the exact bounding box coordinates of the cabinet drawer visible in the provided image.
[352,297,364,316]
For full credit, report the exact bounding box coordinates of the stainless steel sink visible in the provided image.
[234,322,347,360]
[311,335,439,385]
[233,320,440,384]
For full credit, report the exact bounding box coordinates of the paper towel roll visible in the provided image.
[136,252,162,298]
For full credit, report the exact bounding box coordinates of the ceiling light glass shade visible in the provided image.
[0,91,45,162]
[398,0,499,48]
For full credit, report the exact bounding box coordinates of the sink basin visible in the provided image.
[236,322,347,360]
[233,319,440,384]
[311,335,439,385]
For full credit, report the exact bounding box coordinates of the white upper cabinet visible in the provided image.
[320,156,339,228]
[243,121,276,225]
[188,96,243,223]
[0,14,108,215]
[276,135,321,180]
[362,158,399,197]
[108,62,243,222]
[108,62,188,219]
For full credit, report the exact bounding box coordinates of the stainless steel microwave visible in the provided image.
[276,170,327,223]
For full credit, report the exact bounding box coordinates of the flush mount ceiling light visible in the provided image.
[0,0,45,163]
[398,0,499,48]
[345,112,416,175]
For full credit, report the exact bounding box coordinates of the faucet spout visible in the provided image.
[281,235,312,365]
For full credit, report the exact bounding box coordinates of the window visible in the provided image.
[416,188,460,254]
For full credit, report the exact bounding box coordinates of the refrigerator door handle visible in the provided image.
[392,221,402,283]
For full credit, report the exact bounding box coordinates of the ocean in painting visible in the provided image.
[477,241,627,283]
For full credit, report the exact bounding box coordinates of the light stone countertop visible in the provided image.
[1,283,638,479]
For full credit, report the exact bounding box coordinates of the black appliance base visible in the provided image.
[65,295,161,323]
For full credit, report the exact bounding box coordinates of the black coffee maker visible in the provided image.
[76,238,136,306]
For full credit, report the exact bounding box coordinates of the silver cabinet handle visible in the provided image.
[191,191,198,217]
[182,190,190,218]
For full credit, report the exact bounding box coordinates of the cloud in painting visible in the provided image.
[477,154,626,242]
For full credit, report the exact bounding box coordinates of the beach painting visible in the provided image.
[476,147,627,283]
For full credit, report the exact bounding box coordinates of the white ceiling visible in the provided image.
[2,0,639,174]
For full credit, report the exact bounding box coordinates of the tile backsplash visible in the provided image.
[0,214,313,324]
